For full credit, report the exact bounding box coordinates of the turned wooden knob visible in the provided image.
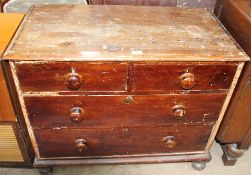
[65,68,81,90]
[70,107,84,123]
[172,105,186,119]
[180,72,195,90]
[75,139,88,152]
[163,136,176,149]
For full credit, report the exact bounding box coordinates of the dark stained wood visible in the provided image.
[15,62,238,93]
[215,0,251,148]
[89,0,217,11]
[214,0,251,166]
[3,5,248,62]
[25,94,225,128]
[15,62,128,92]
[34,125,212,158]
[34,153,211,166]
[3,5,247,168]
[215,0,251,56]
[133,62,238,92]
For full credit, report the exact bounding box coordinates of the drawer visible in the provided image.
[133,63,237,92]
[34,125,212,158]
[14,62,128,92]
[25,93,226,128]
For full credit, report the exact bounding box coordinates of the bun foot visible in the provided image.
[222,143,245,166]
[37,167,53,175]
[192,161,206,171]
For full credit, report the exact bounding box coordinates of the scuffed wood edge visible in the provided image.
[9,61,40,159]
[34,152,211,167]
[37,151,205,161]
[4,55,250,62]
[2,7,33,59]
[205,62,244,151]
[212,13,250,61]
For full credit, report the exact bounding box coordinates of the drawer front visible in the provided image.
[35,125,212,158]
[133,63,237,92]
[25,94,226,128]
[15,62,128,92]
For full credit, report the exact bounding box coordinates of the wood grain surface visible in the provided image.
[14,62,238,93]
[15,62,128,92]
[215,0,251,149]
[133,62,237,92]
[3,5,248,62]
[90,0,217,11]
[4,5,248,164]
[90,0,177,6]
[34,125,212,159]
[24,94,226,128]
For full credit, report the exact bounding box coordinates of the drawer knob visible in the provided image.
[172,105,186,119]
[65,68,82,90]
[76,139,88,152]
[163,136,176,149]
[180,73,195,90]
[70,107,85,123]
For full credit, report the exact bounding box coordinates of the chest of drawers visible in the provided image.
[3,5,249,171]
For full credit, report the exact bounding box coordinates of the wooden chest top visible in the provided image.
[3,5,249,62]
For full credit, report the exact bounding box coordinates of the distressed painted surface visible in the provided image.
[3,5,249,61]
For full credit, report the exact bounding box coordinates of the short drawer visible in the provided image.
[34,125,212,158]
[25,93,226,128]
[14,62,128,92]
[133,63,237,92]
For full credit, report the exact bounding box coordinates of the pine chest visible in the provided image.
[3,5,249,170]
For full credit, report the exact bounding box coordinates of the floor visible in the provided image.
[1,142,250,175]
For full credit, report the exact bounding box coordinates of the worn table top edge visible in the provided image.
[2,5,250,62]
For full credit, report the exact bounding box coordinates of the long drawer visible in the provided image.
[14,62,128,92]
[25,93,226,128]
[133,63,237,92]
[34,125,212,159]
